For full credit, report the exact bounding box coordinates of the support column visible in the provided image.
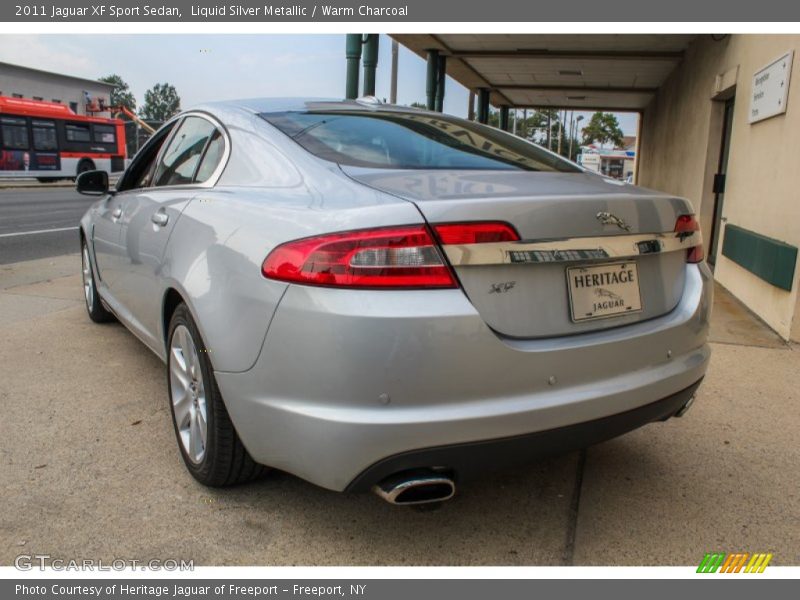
[477,88,490,124]
[345,34,363,100]
[362,34,379,97]
[500,106,510,131]
[435,55,446,112]
[468,91,475,121]
[425,49,439,111]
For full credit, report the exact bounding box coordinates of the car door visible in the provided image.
[92,121,176,310]
[114,115,228,351]
[90,191,127,295]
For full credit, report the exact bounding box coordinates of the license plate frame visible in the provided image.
[566,261,643,323]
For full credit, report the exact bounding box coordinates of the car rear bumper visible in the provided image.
[346,377,703,491]
[215,263,712,492]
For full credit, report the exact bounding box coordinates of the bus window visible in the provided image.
[93,124,116,144]
[1,116,29,149]
[65,123,91,142]
[32,120,57,151]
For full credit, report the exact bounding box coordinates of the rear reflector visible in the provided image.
[262,225,457,288]
[433,221,520,245]
[674,214,704,263]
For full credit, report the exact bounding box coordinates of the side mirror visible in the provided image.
[76,170,110,196]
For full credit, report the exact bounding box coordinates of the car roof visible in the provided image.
[193,97,438,117]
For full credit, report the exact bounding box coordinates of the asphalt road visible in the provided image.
[0,187,93,264]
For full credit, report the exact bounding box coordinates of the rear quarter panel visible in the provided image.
[162,111,426,372]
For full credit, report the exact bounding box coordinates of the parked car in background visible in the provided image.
[78,98,711,505]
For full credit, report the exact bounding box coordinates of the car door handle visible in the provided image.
[151,211,169,227]
[112,207,123,219]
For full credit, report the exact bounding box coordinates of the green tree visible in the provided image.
[581,112,624,148]
[408,101,426,109]
[139,83,181,122]
[522,109,561,146]
[98,74,136,111]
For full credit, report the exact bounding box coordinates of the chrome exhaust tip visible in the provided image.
[675,394,696,417]
[372,470,455,505]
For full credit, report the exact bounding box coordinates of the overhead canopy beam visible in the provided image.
[496,85,659,94]
[513,105,646,113]
[451,50,685,61]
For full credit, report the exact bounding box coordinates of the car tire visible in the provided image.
[81,239,115,323]
[167,303,265,486]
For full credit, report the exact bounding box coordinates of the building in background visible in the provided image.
[577,145,636,180]
[0,61,113,116]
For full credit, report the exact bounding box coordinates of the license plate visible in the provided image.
[566,262,642,322]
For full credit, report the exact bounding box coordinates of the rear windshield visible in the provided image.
[260,110,580,172]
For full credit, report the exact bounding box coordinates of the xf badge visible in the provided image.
[489,281,516,294]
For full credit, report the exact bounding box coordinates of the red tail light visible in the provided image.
[433,222,520,245]
[262,225,457,288]
[674,214,704,263]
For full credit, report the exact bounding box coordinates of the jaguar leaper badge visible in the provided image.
[596,211,631,231]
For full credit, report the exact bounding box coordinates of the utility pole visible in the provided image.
[557,110,564,155]
[389,39,398,104]
[567,110,574,160]
[522,109,527,139]
[547,112,551,150]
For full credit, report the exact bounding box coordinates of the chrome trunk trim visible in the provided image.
[442,230,702,266]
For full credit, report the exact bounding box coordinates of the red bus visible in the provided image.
[0,96,127,182]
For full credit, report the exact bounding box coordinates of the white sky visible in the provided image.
[0,34,639,136]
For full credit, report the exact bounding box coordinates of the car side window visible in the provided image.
[194,130,225,184]
[153,116,215,187]
[115,122,176,192]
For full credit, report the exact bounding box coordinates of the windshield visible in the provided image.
[260,110,581,172]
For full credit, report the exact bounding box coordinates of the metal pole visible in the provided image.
[547,112,551,149]
[389,39,399,104]
[362,34,379,97]
[522,109,527,139]
[435,54,446,112]
[425,49,439,111]
[512,108,517,135]
[345,34,362,100]
[557,110,564,155]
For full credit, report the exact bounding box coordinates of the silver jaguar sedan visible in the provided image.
[78,98,711,505]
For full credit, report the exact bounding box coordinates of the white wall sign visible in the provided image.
[749,51,794,124]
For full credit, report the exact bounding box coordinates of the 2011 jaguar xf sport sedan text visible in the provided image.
[78,98,711,505]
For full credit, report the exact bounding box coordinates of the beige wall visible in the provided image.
[638,35,800,340]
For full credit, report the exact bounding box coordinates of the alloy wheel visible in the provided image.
[169,324,208,464]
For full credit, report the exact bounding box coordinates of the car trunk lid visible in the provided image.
[344,168,697,339]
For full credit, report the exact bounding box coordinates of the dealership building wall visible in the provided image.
[637,34,800,341]
[0,61,113,115]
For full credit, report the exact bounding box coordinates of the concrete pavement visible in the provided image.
[1,256,798,565]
